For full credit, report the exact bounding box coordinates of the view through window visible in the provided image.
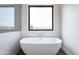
[0,7,14,30]
[28,5,53,31]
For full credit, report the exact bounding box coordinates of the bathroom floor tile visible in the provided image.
[16,49,66,55]
[56,49,66,55]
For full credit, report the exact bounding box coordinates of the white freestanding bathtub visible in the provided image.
[20,37,62,55]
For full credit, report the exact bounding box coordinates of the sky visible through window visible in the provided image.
[30,7,52,29]
[0,7,14,27]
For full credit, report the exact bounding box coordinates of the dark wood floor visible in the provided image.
[16,49,66,55]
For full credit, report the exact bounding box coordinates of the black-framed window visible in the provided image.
[28,5,54,31]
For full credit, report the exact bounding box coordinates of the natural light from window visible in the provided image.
[0,7,14,29]
[29,6,53,30]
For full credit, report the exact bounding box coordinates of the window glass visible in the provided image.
[0,7,14,29]
[28,6,53,31]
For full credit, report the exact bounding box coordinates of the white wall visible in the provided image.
[21,4,61,38]
[62,5,79,55]
[0,31,21,55]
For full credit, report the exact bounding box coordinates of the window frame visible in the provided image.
[28,5,54,31]
[0,5,15,30]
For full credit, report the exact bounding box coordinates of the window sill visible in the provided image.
[0,27,14,31]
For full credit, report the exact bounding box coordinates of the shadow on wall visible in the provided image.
[0,31,21,55]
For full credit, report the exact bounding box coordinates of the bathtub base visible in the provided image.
[21,44,61,55]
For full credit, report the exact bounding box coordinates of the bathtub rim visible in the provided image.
[20,37,62,44]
